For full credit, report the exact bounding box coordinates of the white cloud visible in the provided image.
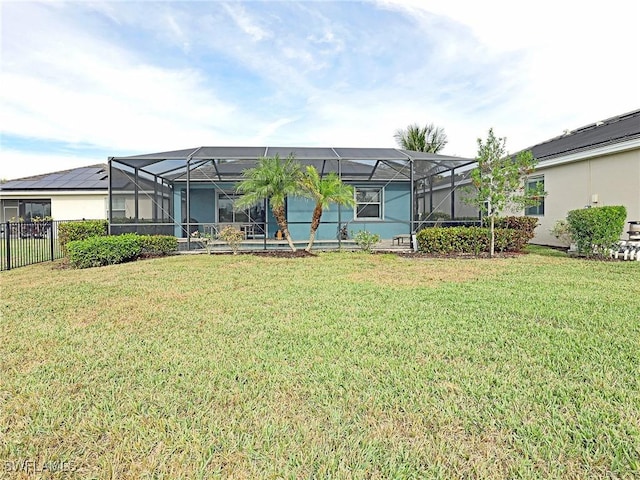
[377,0,640,152]
[1,0,638,182]
[0,3,245,153]
[221,3,271,42]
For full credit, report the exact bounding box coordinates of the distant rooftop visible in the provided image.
[0,164,109,191]
[524,109,640,161]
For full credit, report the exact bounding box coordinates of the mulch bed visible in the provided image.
[247,250,317,258]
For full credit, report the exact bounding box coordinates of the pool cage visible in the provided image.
[108,147,478,250]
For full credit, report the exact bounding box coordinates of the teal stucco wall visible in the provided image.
[174,181,411,240]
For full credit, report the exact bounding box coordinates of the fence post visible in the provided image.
[50,221,55,261]
[5,222,11,271]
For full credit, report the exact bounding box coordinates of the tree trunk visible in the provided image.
[272,205,296,252]
[490,215,495,258]
[305,204,323,252]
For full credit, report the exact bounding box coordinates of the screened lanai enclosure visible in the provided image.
[108,147,479,249]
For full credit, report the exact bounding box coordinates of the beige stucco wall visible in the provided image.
[118,196,154,220]
[531,148,640,246]
[0,191,160,222]
[0,191,107,221]
[53,194,107,220]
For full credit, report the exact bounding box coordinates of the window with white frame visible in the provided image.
[355,187,383,220]
[110,197,126,219]
[525,176,545,216]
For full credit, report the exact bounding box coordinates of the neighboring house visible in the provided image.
[0,165,109,222]
[108,147,474,242]
[0,164,157,223]
[418,109,640,246]
[519,109,640,246]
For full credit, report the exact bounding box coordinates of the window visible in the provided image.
[19,200,51,220]
[217,194,264,224]
[525,176,545,216]
[355,187,383,220]
[110,197,126,219]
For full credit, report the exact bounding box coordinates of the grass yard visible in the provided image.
[1,248,639,479]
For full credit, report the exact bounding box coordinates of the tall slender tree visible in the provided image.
[394,122,448,153]
[464,128,544,257]
[235,154,301,252]
[298,166,355,252]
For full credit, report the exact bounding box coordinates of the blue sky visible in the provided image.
[2,0,639,179]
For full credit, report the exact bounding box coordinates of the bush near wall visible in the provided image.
[67,234,142,268]
[566,206,627,256]
[492,216,539,237]
[139,235,178,256]
[416,226,532,255]
[66,234,177,268]
[58,220,108,253]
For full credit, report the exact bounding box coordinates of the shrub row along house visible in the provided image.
[1,109,638,248]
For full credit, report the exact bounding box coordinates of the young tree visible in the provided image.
[298,166,355,252]
[235,154,301,252]
[464,128,544,257]
[394,122,448,153]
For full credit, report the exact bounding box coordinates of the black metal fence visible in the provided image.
[1,220,66,271]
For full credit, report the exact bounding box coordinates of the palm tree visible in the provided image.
[394,122,448,153]
[235,154,301,252]
[299,166,355,252]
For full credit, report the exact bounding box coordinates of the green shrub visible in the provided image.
[352,230,380,253]
[66,234,142,268]
[416,226,531,255]
[59,220,108,253]
[139,235,178,255]
[566,206,627,256]
[493,216,539,236]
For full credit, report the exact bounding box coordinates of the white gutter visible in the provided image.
[535,138,640,170]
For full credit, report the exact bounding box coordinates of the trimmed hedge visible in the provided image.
[567,206,627,256]
[67,234,142,268]
[66,234,177,268]
[493,216,539,236]
[139,235,178,256]
[58,220,108,252]
[416,226,532,254]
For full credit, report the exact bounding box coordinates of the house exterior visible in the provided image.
[519,109,640,246]
[0,165,109,222]
[108,147,475,245]
[0,164,158,223]
[415,109,640,246]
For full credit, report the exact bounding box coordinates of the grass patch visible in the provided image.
[1,252,639,478]
[525,244,569,258]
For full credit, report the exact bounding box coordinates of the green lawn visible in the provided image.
[1,249,639,479]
